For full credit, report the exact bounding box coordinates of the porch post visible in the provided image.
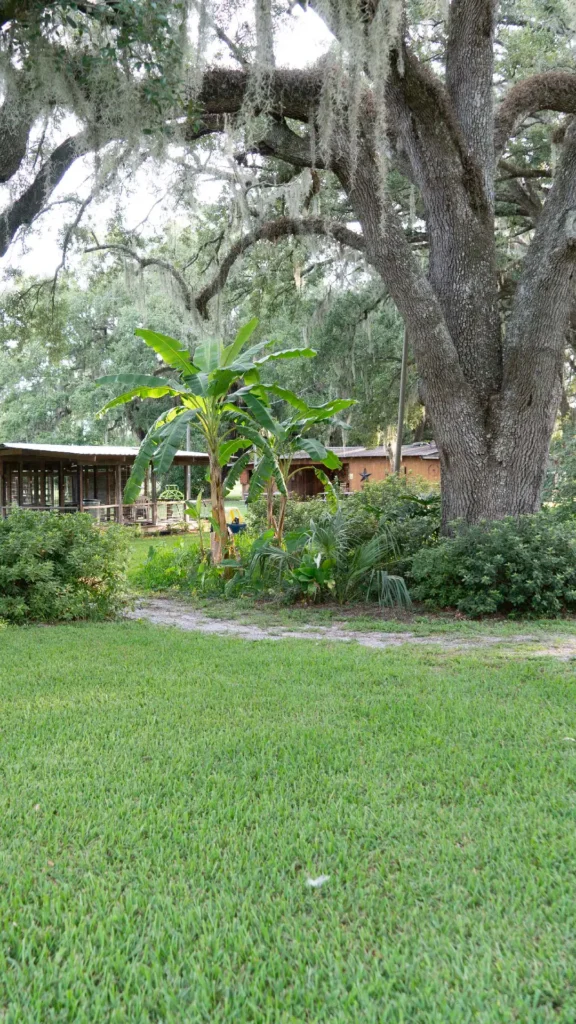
[151,465,157,526]
[0,459,4,518]
[115,463,122,524]
[17,461,23,506]
[185,424,192,501]
[77,464,84,512]
[58,461,65,511]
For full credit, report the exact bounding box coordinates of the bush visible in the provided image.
[343,476,441,576]
[411,512,576,616]
[0,510,129,623]
[133,540,227,597]
[245,494,329,536]
[245,477,440,578]
[227,510,411,608]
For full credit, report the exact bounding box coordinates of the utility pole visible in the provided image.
[394,326,409,475]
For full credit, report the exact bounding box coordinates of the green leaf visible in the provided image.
[248,455,274,501]
[193,335,222,373]
[123,407,186,503]
[123,432,159,503]
[219,438,252,466]
[298,437,342,470]
[264,385,310,415]
[98,385,175,416]
[206,369,237,399]
[224,451,252,495]
[135,330,198,377]
[221,318,259,367]
[299,398,356,422]
[154,410,197,476]
[97,373,188,393]
[243,367,261,386]
[232,423,276,459]
[241,392,280,435]
[254,347,317,365]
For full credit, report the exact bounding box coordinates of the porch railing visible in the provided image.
[0,501,189,528]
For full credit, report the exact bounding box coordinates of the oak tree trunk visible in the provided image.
[191,4,576,529]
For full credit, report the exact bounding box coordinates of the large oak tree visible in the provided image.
[3,0,576,527]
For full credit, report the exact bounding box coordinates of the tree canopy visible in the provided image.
[2,0,576,524]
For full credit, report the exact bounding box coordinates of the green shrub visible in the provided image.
[245,494,329,536]
[343,476,441,575]
[227,510,411,608]
[0,510,128,623]
[411,512,576,616]
[133,541,226,597]
[246,478,440,578]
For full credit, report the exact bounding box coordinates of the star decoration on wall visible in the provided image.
[360,468,372,483]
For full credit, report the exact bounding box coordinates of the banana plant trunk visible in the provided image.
[275,493,288,546]
[266,478,276,532]
[209,454,229,563]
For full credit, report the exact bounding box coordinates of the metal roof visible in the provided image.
[290,442,438,462]
[0,442,208,460]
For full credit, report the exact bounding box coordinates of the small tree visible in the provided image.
[236,388,355,544]
[97,319,316,562]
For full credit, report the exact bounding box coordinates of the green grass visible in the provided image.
[2,623,576,1021]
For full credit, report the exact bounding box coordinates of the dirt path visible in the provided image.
[128,598,576,659]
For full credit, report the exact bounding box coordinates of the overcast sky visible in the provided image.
[0,6,333,283]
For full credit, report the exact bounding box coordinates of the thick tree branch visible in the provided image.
[497,119,576,505]
[195,216,365,319]
[505,119,576,381]
[251,120,323,168]
[495,71,576,157]
[196,67,320,123]
[213,25,249,68]
[497,178,542,223]
[386,48,500,401]
[83,244,194,312]
[498,159,552,180]
[0,133,90,258]
[0,75,35,183]
[446,0,496,202]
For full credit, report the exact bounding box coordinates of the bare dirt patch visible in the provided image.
[128,598,576,659]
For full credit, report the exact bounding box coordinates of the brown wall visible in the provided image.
[240,456,440,499]
[345,456,440,491]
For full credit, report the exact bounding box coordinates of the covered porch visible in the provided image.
[0,443,209,529]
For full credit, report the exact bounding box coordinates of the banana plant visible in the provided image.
[230,386,355,545]
[96,319,315,562]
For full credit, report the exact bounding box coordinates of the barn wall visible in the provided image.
[240,457,440,499]
[346,456,440,491]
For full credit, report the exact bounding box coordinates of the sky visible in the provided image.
[0,5,333,282]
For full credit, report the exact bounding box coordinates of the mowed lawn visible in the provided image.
[1,625,576,1022]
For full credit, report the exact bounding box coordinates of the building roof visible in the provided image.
[0,442,209,462]
[290,442,439,462]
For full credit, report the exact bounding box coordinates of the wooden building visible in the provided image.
[0,442,209,528]
[241,442,440,499]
